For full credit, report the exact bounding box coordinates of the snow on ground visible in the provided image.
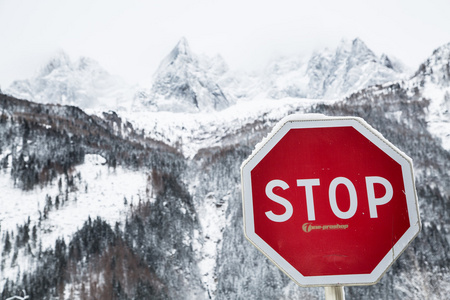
[1,96,334,291]
[192,189,231,298]
[119,97,334,296]
[122,97,334,158]
[0,154,152,287]
[422,83,450,151]
[39,154,150,249]
[131,97,331,297]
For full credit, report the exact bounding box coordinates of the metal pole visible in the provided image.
[324,286,345,300]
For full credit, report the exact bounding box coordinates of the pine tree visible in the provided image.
[4,231,11,253]
[32,225,37,245]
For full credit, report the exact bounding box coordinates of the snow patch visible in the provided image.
[0,154,151,288]
[423,83,450,150]
[122,97,333,158]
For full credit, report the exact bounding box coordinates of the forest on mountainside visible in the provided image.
[1,40,450,299]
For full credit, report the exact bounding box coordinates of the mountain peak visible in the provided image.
[380,54,394,69]
[6,51,129,110]
[348,38,373,57]
[414,42,450,85]
[147,38,231,112]
[336,38,352,54]
[155,37,194,76]
[40,50,72,76]
[174,37,191,57]
[169,37,193,60]
[352,37,366,47]
[432,42,450,56]
[265,37,406,100]
[335,38,372,57]
[76,56,101,71]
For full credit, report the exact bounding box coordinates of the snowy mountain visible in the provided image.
[262,38,408,100]
[5,51,132,111]
[413,42,450,150]
[1,40,450,299]
[4,38,408,114]
[139,38,233,112]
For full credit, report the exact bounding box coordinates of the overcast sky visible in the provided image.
[0,0,449,88]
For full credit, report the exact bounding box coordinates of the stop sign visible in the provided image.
[241,115,420,286]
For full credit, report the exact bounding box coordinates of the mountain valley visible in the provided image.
[0,38,449,299]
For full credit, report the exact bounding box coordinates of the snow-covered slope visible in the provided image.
[5,38,408,114]
[0,93,188,298]
[1,39,450,300]
[0,154,150,286]
[139,38,233,112]
[124,97,330,158]
[413,42,450,150]
[6,51,132,111]
[262,38,408,100]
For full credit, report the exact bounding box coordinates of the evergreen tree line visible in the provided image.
[1,170,201,299]
[1,217,169,300]
[0,93,185,191]
[1,74,450,299]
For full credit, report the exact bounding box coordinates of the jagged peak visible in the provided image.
[353,38,371,52]
[155,37,195,76]
[380,53,409,73]
[173,37,191,57]
[351,37,367,47]
[39,50,72,76]
[431,42,450,57]
[36,52,111,79]
[335,38,373,58]
[168,37,193,61]
[335,38,352,54]
[414,42,450,81]
[380,53,394,69]
[76,56,104,73]
[350,38,375,59]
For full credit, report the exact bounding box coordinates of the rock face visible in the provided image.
[411,42,450,150]
[1,40,450,300]
[5,38,408,112]
[144,38,232,112]
[263,38,407,100]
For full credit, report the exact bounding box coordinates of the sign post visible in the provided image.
[325,286,344,300]
[241,115,420,296]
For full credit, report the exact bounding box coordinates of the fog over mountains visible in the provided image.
[1,38,449,299]
[6,51,132,111]
[6,38,409,113]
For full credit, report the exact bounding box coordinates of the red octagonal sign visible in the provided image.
[241,115,420,286]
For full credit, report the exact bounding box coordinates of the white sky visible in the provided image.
[0,0,449,88]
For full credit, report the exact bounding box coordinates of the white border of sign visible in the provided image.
[241,114,421,286]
